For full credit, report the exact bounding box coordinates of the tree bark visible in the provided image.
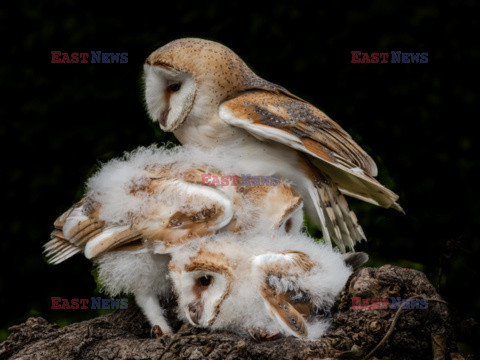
[0,265,464,360]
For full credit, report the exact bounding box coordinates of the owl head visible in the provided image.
[169,246,239,328]
[143,38,278,132]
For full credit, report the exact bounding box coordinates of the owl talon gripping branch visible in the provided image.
[248,328,281,342]
[151,325,164,339]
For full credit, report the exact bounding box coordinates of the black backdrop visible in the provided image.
[1,0,478,356]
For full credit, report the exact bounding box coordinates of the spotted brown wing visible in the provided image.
[220,90,401,211]
[253,251,318,338]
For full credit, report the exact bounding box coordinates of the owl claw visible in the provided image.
[151,325,164,338]
[248,327,281,341]
[179,323,194,332]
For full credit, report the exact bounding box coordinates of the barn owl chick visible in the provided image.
[144,38,402,252]
[44,145,304,336]
[169,233,368,339]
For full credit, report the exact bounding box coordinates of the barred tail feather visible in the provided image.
[317,181,366,252]
[307,185,332,248]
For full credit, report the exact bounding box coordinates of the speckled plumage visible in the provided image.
[146,38,284,102]
[144,38,403,251]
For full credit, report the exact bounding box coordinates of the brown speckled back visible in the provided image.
[146,38,288,101]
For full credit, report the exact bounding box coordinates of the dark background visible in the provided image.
[1,0,478,356]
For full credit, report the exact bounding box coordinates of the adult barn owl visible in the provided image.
[44,145,304,336]
[169,232,368,339]
[144,38,402,251]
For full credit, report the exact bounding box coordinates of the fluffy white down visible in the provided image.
[95,251,171,298]
[170,232,352,339]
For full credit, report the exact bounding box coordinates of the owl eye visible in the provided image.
[198,275,212,287]
[168,83,181,92]
[284,218,293,233]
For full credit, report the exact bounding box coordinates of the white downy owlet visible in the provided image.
[169,232,368,339]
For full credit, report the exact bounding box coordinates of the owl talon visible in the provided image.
[151,325,163,338]
[179,323,194,332]
[248,327,281,341]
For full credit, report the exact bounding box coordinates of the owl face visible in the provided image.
[179,268,231,327]
[170,247,236,328]
[144,63,197,132]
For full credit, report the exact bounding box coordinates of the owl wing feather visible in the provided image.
[253,251,318,338]
[219,90,402,211]
[44,167,235,263]
[44,197,143,264]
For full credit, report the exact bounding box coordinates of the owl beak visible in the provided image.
[159,108,170,128]
[188,300,203,326]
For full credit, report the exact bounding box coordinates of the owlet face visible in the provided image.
[144,64,197,132]
[176,267,232,328]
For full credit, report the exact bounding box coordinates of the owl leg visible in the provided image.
[248,327,281,341]
[135,291,172,337]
